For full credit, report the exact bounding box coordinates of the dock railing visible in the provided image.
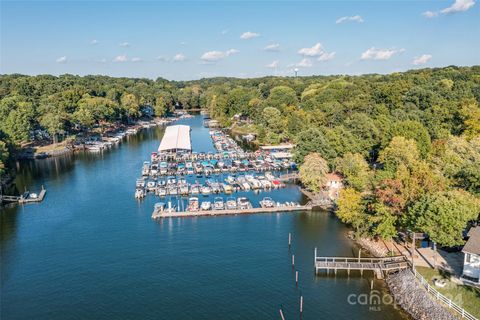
[412,268,478,320]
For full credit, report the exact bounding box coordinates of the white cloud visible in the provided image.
[90,39,99,45]
[266,60,280,68]
[119,42,130,47]
[318,51,336,61]
[413,54,432,65]
[298,43,324,57]
[173,53,186,62]
[240,31,260,40]
[360,47,402,60]
[422,11,439,18]
[442,0,475,13]
[114,55,128,62]
[201,49,239,62]
[291,58,313,68]
[156,56,169,62]
[56,56,67,63]
[297,43,335,63]
[336,15,364,24]
[264,43,280,51]
[221,29,229,35]
[180,41,187,46]
[423,0,475,17]
[131,57,142,62]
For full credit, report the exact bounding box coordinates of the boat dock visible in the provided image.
[152,203,313,219]
[314,250,411,278]
[1,187,47,204]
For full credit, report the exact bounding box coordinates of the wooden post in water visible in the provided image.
[288,233,292,248]
[295,270,298,286]
[358,248,361,263]
[299,294,303,318]
[279,306,286,320]
[292,254,295,267]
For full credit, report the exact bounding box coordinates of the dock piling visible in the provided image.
[292,254,295,267]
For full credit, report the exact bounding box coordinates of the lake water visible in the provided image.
[1,115,409,320]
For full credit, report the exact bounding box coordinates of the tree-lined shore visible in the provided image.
[1,66,479,247]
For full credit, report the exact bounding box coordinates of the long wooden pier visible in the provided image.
[152,204,313,219]
[314,250,410,278]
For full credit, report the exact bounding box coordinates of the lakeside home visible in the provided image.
[462,226,480,284]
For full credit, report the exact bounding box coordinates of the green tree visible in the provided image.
[335,153,371,192]
[294,128,337,163]
[267,86,298,111]
[336,188,367,234]
[39,112,64,143]
[121,93,140,119]
[407,190,480,247]
[299,153,329,192]
[378,136,420,174]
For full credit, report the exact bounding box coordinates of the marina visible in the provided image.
[1,114,409,320]
[135,119,300,217]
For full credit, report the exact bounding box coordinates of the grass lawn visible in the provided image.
[416,266,480,318]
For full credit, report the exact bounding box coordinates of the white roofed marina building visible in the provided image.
[158,125,192,154]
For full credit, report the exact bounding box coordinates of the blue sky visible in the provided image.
[1,1,479,80]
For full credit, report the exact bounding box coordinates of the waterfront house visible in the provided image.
[462,226,480,284]
[324,173,343,200]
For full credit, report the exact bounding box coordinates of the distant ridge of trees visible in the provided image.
[1,66,479,245]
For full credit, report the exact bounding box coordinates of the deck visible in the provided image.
[152,204,313,219]
[315,254,411,278]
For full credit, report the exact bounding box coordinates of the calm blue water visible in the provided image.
[1,115,408,320]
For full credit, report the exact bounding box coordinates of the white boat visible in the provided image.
[226,197,237,210]
[179,184,189,195]
[201,186,211,195]
[146,181,156,191]
[135,188,145,199]
[222,184,233,194]
[201,201,212,211]
[265,172,275,181]
[187,197,199,211]
[190,184,200,195]
[225,176,236,184]
[213,197,224,210]
[259,197,275,208]
[157,187,167,197]
[237,197,251,209]
[168,186,178,195]
[136,179,146,188]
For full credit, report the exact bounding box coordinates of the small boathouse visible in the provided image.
[158,125,192,153]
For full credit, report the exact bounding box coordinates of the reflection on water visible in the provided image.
[1,115,408,320]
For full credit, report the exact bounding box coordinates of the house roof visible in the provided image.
[463,226,480,255]
[158,125,191,152]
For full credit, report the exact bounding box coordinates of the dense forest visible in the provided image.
[1,66,479,247]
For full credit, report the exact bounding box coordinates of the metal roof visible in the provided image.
[463,226,480,255]
[158,125,191,152]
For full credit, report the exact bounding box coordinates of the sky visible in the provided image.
[0,0,479,80]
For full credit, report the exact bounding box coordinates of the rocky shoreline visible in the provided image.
[386,270,457,320]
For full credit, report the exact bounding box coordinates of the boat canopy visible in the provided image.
[158,125,192,152]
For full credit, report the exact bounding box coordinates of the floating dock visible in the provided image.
[1,187,47,204]
[152,204,313,219]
